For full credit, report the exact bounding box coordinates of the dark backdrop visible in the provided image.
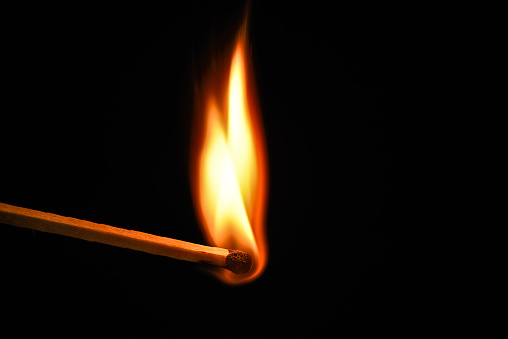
[1,2,422,337]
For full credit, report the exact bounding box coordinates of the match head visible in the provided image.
[225,250,253,274]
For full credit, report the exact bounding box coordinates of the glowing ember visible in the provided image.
[191,21,268,284]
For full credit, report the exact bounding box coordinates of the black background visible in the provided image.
[1,2,424,337]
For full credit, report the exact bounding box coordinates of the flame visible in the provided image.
[191,22,268,284]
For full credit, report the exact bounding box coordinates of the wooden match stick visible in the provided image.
[0,202,252,274]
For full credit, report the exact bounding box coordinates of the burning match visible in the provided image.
[0,202,252,274]
[0,12,268,284]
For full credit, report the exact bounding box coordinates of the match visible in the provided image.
[0,202,252,274]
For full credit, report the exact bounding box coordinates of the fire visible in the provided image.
[191,22,268,284]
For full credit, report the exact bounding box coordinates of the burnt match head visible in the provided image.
[225,250,253,274]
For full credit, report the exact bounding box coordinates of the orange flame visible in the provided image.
[191,22,268,284]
